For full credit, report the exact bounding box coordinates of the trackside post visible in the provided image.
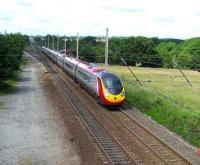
[121,58,143,86]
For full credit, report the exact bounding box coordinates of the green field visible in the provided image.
[102,66,200,147]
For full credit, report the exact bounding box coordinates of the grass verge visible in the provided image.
[102,66,200,147]
[0,70,21,95]
[0,58,27,95]
[125,84,200,147]
[0,100,3,107]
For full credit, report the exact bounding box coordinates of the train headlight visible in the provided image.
[104,91,109,97]
[121,91,125,97]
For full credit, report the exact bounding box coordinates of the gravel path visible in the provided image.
[0,54,80,165]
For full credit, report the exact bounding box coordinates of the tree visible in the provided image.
[177,38,200,69]
[0,33,26,88]
[155,42,177,68]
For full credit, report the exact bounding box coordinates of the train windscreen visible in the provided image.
[101,73,123,95]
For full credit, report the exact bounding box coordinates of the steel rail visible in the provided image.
[119,104,192,165]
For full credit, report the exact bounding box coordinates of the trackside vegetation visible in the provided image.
[102,66,200,147]
[0,33,27,91]
[37,35,200,70]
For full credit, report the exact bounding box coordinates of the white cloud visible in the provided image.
[0,0,200,39]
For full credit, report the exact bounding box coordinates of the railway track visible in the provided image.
[28,44,191,165]
[29,45,137,164]
[115,107,191,165]
[72,85,191,165]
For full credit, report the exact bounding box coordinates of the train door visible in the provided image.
[90,74,98,96]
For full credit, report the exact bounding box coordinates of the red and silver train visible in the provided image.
[42,47,125,106]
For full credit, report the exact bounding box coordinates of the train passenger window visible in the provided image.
[78,70,90,80]
[65,62,73,70]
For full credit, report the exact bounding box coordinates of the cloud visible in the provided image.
[0,0,200,39]
[196,12,200,16]
[0,16,12,21]
[101,6,142,13]
[15,0,33,6]
[38,19,51,24]
[156,18,174,24]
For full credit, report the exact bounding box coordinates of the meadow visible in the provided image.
[102,66,200,147]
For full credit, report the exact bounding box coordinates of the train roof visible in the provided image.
[43,47,106,75]
[97,71,119,79]
[77,62,105,74]
[65,56,79,65]
[44,47,58,55]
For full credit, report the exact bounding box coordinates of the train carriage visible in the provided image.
[42,47,58,63]
[63,57,78,78]
[42,47,125,106]
[57,54,65,68]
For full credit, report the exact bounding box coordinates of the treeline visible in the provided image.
[0,33,27,88]
[37,35,200,69]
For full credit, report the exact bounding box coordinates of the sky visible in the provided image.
[0,0,200,39]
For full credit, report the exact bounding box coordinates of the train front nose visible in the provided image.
[104,89,125,104]
[100,72,125,105]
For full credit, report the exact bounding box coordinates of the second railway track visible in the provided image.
[113,108,191,165]
[28,44,191,165]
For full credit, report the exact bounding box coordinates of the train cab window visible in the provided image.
[104,79,122,89]
[101,73,123,95]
